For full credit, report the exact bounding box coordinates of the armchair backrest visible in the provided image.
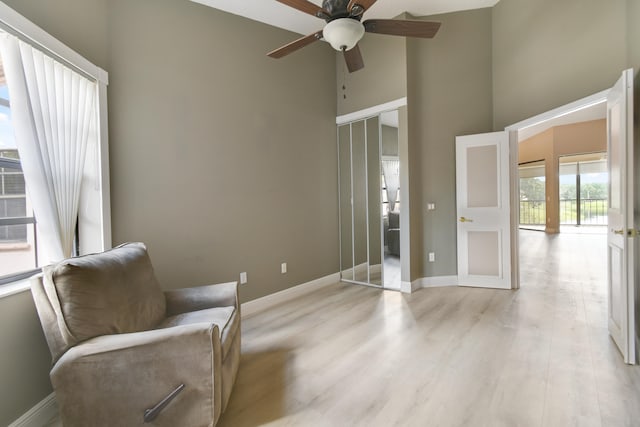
[31,242,166,364]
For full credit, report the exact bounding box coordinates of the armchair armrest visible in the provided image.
[164,281,238,316]
[51,323,223,426]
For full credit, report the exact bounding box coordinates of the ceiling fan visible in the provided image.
[267,0,441,73]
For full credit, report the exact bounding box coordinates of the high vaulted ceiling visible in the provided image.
[190,0,500,36]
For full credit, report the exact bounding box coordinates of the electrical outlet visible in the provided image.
[240,272,247,285]
[428,252,435,262]
[281,262,287,274]
[427,203,436,210]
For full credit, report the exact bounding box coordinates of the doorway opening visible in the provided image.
[511,98,613,365]
[514,99,607,235]
[508,90,608,285]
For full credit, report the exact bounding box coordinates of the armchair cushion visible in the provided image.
[164,281,238,316]
[41,242,166,363]
[159,306,239,359]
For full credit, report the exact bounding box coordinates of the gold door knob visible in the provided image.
[459,216,473,223]
[613,229,624,235]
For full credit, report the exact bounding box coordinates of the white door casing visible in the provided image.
[607,68,636,365]
[456,132,511,289]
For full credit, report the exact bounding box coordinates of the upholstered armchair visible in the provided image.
[30,242,240,427]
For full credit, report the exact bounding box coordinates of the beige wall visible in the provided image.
[0,0,337,424]
[628,0,640,72]
[519,120,606,233]
[336,23,407,116]
[0,291,54,427]
[407,8,494,279]
[1,0,109,69]
[492,0,627,130]
[107,0,337,300]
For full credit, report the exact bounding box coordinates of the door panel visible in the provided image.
[607,68,636,364]
[456,132,511,289]
[366,117,383,286]
[467,145,499,208]
[351,121,368,283]
[338,125,353,280]
[467,230,501,276]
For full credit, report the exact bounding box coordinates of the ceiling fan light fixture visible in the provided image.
[323,18,365,51]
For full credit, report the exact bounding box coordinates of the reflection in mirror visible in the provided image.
[367,116,382,286]
[351,121,368,283]
[381,111,401,288]
[338,125,353,280]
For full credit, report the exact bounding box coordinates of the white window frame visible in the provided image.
[0,3,110,296]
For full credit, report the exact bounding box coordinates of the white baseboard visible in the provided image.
[241,272,339,317]
[400,276,459,293]
[9,393,57,427]
[414,275,459,289]
[401,280,416,293]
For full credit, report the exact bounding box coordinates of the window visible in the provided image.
[382,157,399,217]
[519,161,546,226]
[0,5,111,287]
[0,151,29,242]
[559,154,608,226]
[0,152,24,237]
[0,67,38,281]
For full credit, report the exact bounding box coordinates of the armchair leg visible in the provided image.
[143,383,185,423]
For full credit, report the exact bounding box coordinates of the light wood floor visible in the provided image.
[218,230,640,427]
[46,230,640,426]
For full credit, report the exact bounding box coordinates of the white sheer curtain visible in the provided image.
[0,32,96,263]
[382,159,400,212]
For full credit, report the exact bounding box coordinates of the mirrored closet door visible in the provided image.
[338,116,383,287]
[380,112,400,288]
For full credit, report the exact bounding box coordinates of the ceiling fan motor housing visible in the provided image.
[322,0,355,20]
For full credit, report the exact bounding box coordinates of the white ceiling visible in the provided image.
[190,0,499,36]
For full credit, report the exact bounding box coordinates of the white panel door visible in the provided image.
[607,68,636,364]
[456,132,511,289]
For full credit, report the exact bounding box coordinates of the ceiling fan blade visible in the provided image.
[364,19,441,38]
[347,0,377,15]
[344,45,364,73]
[276,0,330,19]
[267,31,323,59]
